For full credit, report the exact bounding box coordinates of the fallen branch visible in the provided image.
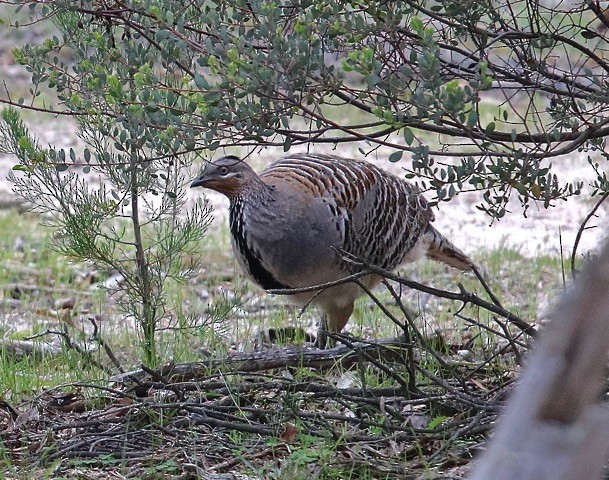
[0,339,62,358]
[110,336,412,384]
[25,327,115,375]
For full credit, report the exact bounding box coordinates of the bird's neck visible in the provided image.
[228,178,275,233]
[228,176,274,205]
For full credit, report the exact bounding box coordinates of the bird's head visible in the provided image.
[190,156,256,198]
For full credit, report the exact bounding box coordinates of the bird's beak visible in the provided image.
[190,176,206,188]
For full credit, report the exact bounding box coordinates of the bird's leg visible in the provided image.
[315,314,331,349]
[315,303,354,349]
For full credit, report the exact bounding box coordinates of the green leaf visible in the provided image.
[427,415,448,429]
[403,127,414,145]
[194,74,209,89]
[388,151,403,162]
[156,29,171,41]
[410,17,424,34]
[467,110,478,128]
[581,30,598,39]
[283,135,292,152]
[150,6,162,20]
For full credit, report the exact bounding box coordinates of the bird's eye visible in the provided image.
[219,166,229,175]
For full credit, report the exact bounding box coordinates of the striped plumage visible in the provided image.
[191,153,476,343]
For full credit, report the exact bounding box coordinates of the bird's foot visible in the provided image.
[314,327,339,349]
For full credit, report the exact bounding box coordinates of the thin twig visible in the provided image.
[360,263,535,336]
[88,316,125,374]
[472,266,503,308]
[570,189,609,280]
[25,328,115,375]
[269,260,534,336]
[267,270,371,295]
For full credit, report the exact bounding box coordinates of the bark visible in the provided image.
[110,336,410,383]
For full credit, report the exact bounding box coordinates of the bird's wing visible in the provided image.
[263,154,434,270]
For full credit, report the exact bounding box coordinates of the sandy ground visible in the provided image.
[1,118,607,262]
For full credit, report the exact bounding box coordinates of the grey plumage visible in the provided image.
[191,153,476,340]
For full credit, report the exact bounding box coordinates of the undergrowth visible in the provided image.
[0,208,565,479]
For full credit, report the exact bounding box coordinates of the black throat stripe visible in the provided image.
[229,203,291,291]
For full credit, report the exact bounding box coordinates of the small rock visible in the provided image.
[97,272,125,290]
[457,349,473,360]
[336,371,358,389]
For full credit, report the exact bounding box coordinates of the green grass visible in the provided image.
[0,211,111,399]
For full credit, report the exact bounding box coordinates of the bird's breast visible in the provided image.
[228,195,347,290]
[228,200,291,290]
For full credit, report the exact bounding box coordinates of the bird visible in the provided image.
[191,153,477,346]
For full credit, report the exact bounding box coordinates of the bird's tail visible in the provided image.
[425,225,477,272]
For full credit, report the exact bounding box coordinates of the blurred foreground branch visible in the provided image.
[471,241,609,480]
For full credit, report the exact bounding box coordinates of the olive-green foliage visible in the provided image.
[3,1,608,218]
